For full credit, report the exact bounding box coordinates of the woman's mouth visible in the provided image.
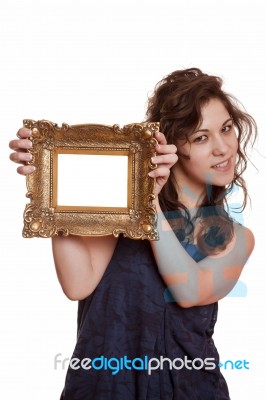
[212,158,232,172]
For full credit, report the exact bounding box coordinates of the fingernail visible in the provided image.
[148,171,153,177]
[25,153,32,161]
[28,166,36,172]
[27,140,33,147]
[25,129,32,136]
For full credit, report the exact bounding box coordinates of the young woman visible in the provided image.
[9,68,256,399]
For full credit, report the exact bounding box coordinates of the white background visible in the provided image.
[57,154,128,207]
[1,0,265,398]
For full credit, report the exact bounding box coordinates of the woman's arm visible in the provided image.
[150,200,255,307]
[9,128,118,301]
[52,235,118,300]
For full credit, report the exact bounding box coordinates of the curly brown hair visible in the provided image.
[145,68,257,254]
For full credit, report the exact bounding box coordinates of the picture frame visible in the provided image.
[22,119,160,240]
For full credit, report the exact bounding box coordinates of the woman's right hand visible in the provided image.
[9,128,36,175]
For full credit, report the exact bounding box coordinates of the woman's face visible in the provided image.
[173,98,238,194]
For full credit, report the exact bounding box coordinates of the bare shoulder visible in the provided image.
[240,225,255,255]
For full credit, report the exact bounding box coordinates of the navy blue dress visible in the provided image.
[60,236,230,399]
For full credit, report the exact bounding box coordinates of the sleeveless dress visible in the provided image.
[60,236,230,400]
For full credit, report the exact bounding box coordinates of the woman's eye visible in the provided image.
[194,135,207,143]
[222,125,232,133]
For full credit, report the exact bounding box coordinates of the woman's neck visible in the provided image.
[172,166,206,210]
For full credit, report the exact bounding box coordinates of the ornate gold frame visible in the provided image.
[22,119,159,240]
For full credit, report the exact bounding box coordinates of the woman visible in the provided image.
[9,68,256,399]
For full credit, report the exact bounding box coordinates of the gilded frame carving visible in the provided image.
[22,119,159,240]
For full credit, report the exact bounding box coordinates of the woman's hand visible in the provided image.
[149,131,178,199]
[9,128,36,175]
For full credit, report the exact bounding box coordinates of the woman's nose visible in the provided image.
[212,134,228,156]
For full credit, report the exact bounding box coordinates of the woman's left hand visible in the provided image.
[148,131,178,199]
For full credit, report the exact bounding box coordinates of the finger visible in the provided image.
[148,166,171,179]
[9,151,33,164]
[17,165,36,176]
[155,144,177,155]
[151,154,178,166]
[17,128,32,139]
[9,138,33,151]
[154,131,167,145]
